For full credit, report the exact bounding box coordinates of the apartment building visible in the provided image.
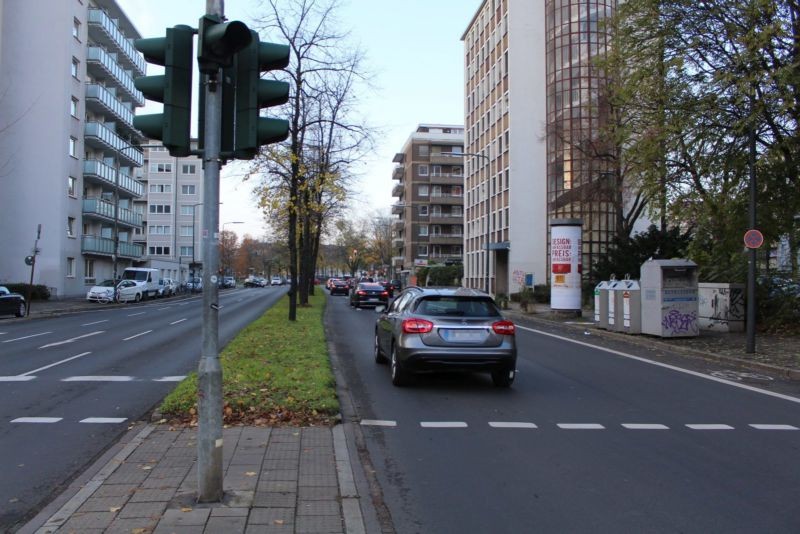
[391,125,465,282]
[462,0,620,296]
[0,0,146,297]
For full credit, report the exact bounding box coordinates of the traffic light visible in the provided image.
[197,15,251,74]
[133,25,194,157]
[233,31,290,159]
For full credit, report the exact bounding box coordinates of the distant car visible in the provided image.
[373,286,517,387]
[223,276,236,289]
[329,279,349,296]
[350,282,389,309]
[157,278,177,297]
[116,279,143,302]
[381,279,401,298]
[186,277,203,292]
[86,279,117,302]
[271,276,282,286]
[0,286,26,317]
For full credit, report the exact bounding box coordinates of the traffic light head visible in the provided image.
[133,25,194,157]
[198,15,252,74]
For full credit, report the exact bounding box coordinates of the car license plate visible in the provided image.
[441,329,485,342]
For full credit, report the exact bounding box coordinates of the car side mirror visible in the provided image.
[375,305,386,313]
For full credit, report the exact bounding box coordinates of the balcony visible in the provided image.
[429,234,464,246]
[391,203,407,215]
[392,237,405,247]
[392,183,404,197]
[392,256,405,266]
[86,47,144,106]
[429,213,463,225]
[82,235,144,259]
[392,219,405,231]
[429,153,464,165]
[429,193,464,205]
[84,122,144,167]
[87,9,146,76]
[392,166,404,180]
[83,198,143,228]
[85,84,138,137]
[84,159,144,198]
[428,173,464,186]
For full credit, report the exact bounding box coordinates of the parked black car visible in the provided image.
[350,282,389,308]
[381,279,402,297]
[0,286,26,317]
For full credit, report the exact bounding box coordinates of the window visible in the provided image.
[73,18,81,40]
[419,185,429,197]
[419,225,429,237]
[180,225,193,237]
[453,166,463,176]
[67,257,76,278]
[431,165,442,176]
[181,184,196,195]
[69,137,77,158]
[180,246,194,256]
[418,164,429,176]
[149,204,172,214]
[149,246,171,255]
[182,164,196,174]
[70,97,79,117]
[71,57,79,78]
[149,225,171,235]
[84,259,95,284]
[418,205,429,216]
[149,163,173,173]
[417,245,428,257]
[180,205,195,215]
[68,176,77,197]
[419,145,429,156]
[67,217,76,237]
[149,184,172,193]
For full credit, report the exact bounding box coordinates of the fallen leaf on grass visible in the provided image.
[181,507,193,512]
[245,471,257,477]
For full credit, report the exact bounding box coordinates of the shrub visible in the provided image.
[4,283,50,300]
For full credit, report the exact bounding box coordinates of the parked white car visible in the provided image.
[86,280,116,303]
[271,276,282,286]
[116,280,144,302]
[157,278,177,297]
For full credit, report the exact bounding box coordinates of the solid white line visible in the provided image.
[153,376,186,382]
[20,352,92,376]
[2,332,52,343]
[123,330,152,341]
[516,325,800,405]
[63,376,134,382]
[12,417,62,423]
[127,312,146,317]
[360,420,397,427]
[81,320,108,326]
[686,424,735,430]
[420,422,468,428]
[80,417,127,424]
[749,424,799,430]
[0,376,37,382]
[558,423,605,430]
[170,318,187,325]
[157,307,171,311]
[39,330,104,349]
[489,422,538,429]
[622,424,670,430]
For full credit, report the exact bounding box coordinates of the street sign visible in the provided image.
[743,229,764,249]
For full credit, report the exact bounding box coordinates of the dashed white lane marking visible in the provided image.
[63,376,134,382]
[12,417,62,423]
[489,422,538,428]
[127,312,146,317]
[81,320,108,326]
[39,331,104,349]
[0,376,37,381]
[80,417,127,424]
[420,422,468,428]
[749,424,799,430]
[515,325,800,405]
[360,420,397,427]
[170,318,187,325]
[686,424,735,430]
[622,424,670,430]
[123,330,152,341]
[2,332,52,343]
[20,352,92,376]
[153,376,187,382]
[558,423,606,430]
[157,307,172,311]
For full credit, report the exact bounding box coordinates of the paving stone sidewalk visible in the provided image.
[24,425,365,534]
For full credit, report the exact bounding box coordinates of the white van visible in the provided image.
[121,267,160,300]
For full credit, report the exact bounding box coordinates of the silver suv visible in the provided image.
[374,287,517,387]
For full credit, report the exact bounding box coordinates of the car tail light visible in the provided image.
[402,318,434,334]
[381,291,388,297]
[492,320,516,335]
[357,290,366,296]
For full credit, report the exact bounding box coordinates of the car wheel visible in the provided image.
[390,344,408,387]
[15,302,26,317]
[374,332,387,364]
[134,293,141,303]
[491,367,515,388]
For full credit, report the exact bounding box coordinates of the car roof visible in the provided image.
[404,286,490,298]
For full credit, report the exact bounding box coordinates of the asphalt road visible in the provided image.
[326,292,800,533]
[0,287,286,531]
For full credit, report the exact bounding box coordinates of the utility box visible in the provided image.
[698,283,745,332]
[641,259,699,337]
[606,280,622,330]
[617,279,642,334]
[594,280,612,329]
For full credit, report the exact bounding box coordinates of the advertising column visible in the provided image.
[550,219,583,311]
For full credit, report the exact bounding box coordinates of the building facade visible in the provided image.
[0,0,146,297]
[462,0,620,297]
[391,125,465,283]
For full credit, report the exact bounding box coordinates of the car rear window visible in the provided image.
[414,297,501,317]
[359,283,384,291]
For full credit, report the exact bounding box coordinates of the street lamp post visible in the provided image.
[190,202,203,284]
[222,221,244,277]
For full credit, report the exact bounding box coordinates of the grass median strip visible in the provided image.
[159,292,339,426]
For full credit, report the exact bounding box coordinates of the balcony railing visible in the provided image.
[429,153,464,165]
[429,234,464,245]
[83,159,144,197]
[428,174,464,185]
[83,198,143,227]
[392,183,404,197]
[87,9,146,75]
[428,193,464,205]
[82,235,144,258]
[392,238,405,247]
[86,47,144,105]
[84,122,144,167]
[392,166,404,180]
[85,84,137,135]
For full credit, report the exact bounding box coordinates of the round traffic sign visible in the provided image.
[743,229,764,249]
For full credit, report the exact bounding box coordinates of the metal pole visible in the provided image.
[197,0,224,502]
[746,87,757,354]
[26,224,41,316]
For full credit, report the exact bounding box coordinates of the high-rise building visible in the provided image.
[391,125,465,284]
[462,0,620,297]
[0,0,146,297]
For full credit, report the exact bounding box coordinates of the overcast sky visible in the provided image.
[117,0,477,239]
